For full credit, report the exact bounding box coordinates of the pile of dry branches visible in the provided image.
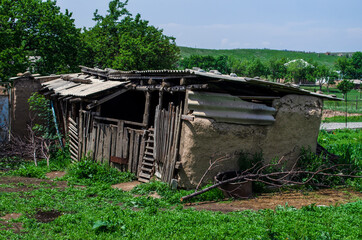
[181,154,361,201]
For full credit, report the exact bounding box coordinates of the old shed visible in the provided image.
[40,66,337,188]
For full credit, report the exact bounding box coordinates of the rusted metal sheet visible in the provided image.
[0,95,9,142]
[187,90,276,125]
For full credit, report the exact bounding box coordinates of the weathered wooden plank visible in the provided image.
[128,130,134,172]
[167,104,182,183]
[110,156,128,165]
[122,128,129,159]
[78,110,83,160]
[132,133,140,174]
[143,91,151,126]
[116,121,124,157]
[103,125,112,166]
[96,124,105,163]
[137,133,146,175]
[111,126,117,157]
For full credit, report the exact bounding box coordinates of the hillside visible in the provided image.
[179,47,340,67]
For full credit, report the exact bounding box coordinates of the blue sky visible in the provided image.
[56,0,362,52]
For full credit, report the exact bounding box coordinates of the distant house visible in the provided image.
[38,66,338,188]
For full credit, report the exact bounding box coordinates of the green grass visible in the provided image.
[179,46,340,67]
[318,129,361,165]
[0,182,361,239]
[0,129,361,239]
[323,115,362,123]
[301,86,362,113]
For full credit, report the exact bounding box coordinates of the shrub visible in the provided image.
[66,159,135,186]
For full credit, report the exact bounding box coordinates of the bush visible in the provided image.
[66,159,135,186]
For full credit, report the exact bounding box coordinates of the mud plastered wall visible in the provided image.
[11,78,41,137]
[178,94,323,189]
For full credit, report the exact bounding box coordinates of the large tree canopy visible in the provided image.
[84,0,180,70]
[0,0,84,82]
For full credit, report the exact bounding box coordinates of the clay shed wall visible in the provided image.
[178,94,323,189]
[11,77,42,137]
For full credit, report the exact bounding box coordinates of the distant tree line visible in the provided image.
[179,52,362,89]
[0,0,179,83]
[0,0,360,87]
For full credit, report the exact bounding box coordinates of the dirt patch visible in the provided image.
[34,210,62,223]
[46,171,66,179]
[322,109,362,119]
[0,176,68,193]
[111,181,141,191]
[184,188,362,212]
[0,213,22,220]
[0,220,24,233]
[0,213,24,233]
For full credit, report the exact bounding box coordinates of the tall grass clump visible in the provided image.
[66,157,135,186]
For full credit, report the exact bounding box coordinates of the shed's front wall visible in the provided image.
[178,94,323,189]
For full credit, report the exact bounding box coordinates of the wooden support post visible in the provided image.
[143,91,151,127]
[158,88,164,110]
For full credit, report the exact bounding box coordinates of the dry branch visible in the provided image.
[181,156,361,201]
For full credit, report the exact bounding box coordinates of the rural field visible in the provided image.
[179,47,340,67]
[0,129,361,239]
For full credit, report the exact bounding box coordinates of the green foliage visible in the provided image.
[267,57,287,82]
[322,115,362,123]
[28,92,54,137]
[335,52,362,79]
[179,55,230,73]
[9,164,48,179]
[0,182,361,239]
[83,0,179,70]
[318,129,361,189]
[337,79,354,95]
[131,180,224,204]
[0,0,85,82]
[180,46,339,67]
[65,158,135,186]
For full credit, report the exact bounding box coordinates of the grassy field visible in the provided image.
[0,129,361,239]
[179,46,340,67]
[301,86,362,114]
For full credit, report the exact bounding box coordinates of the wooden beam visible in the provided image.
[236,96,280,100]
[86,88,129,110]
[143,91,151,126]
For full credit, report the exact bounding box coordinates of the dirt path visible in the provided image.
[184,188,362,212]
[322,110,362,120]
[1,175,361,212]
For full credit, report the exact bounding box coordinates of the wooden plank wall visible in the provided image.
[68,117,79,162]
[78,110,145,176]
[154,103,183,184]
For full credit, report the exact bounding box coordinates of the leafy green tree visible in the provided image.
[230,59,248,76]
[314,64,329,91]
[350,51,362,79]
[0,0,84,82]
[337,79,354,126]
[335,56,352,79]
[326,70,338,93]
[285,59,314,84]
[337,79,354,96]
[267,58,287,82]
[246,58,268,78]
[179,55,230,73]
[84,0,179,70]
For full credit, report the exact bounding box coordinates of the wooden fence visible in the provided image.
[154,103,182,184]
[77,111,147,176]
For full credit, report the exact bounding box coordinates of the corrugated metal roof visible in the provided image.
[42,74,128,97]
[187,90,276,125]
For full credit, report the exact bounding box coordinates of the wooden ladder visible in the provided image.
[138,128,155,183]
